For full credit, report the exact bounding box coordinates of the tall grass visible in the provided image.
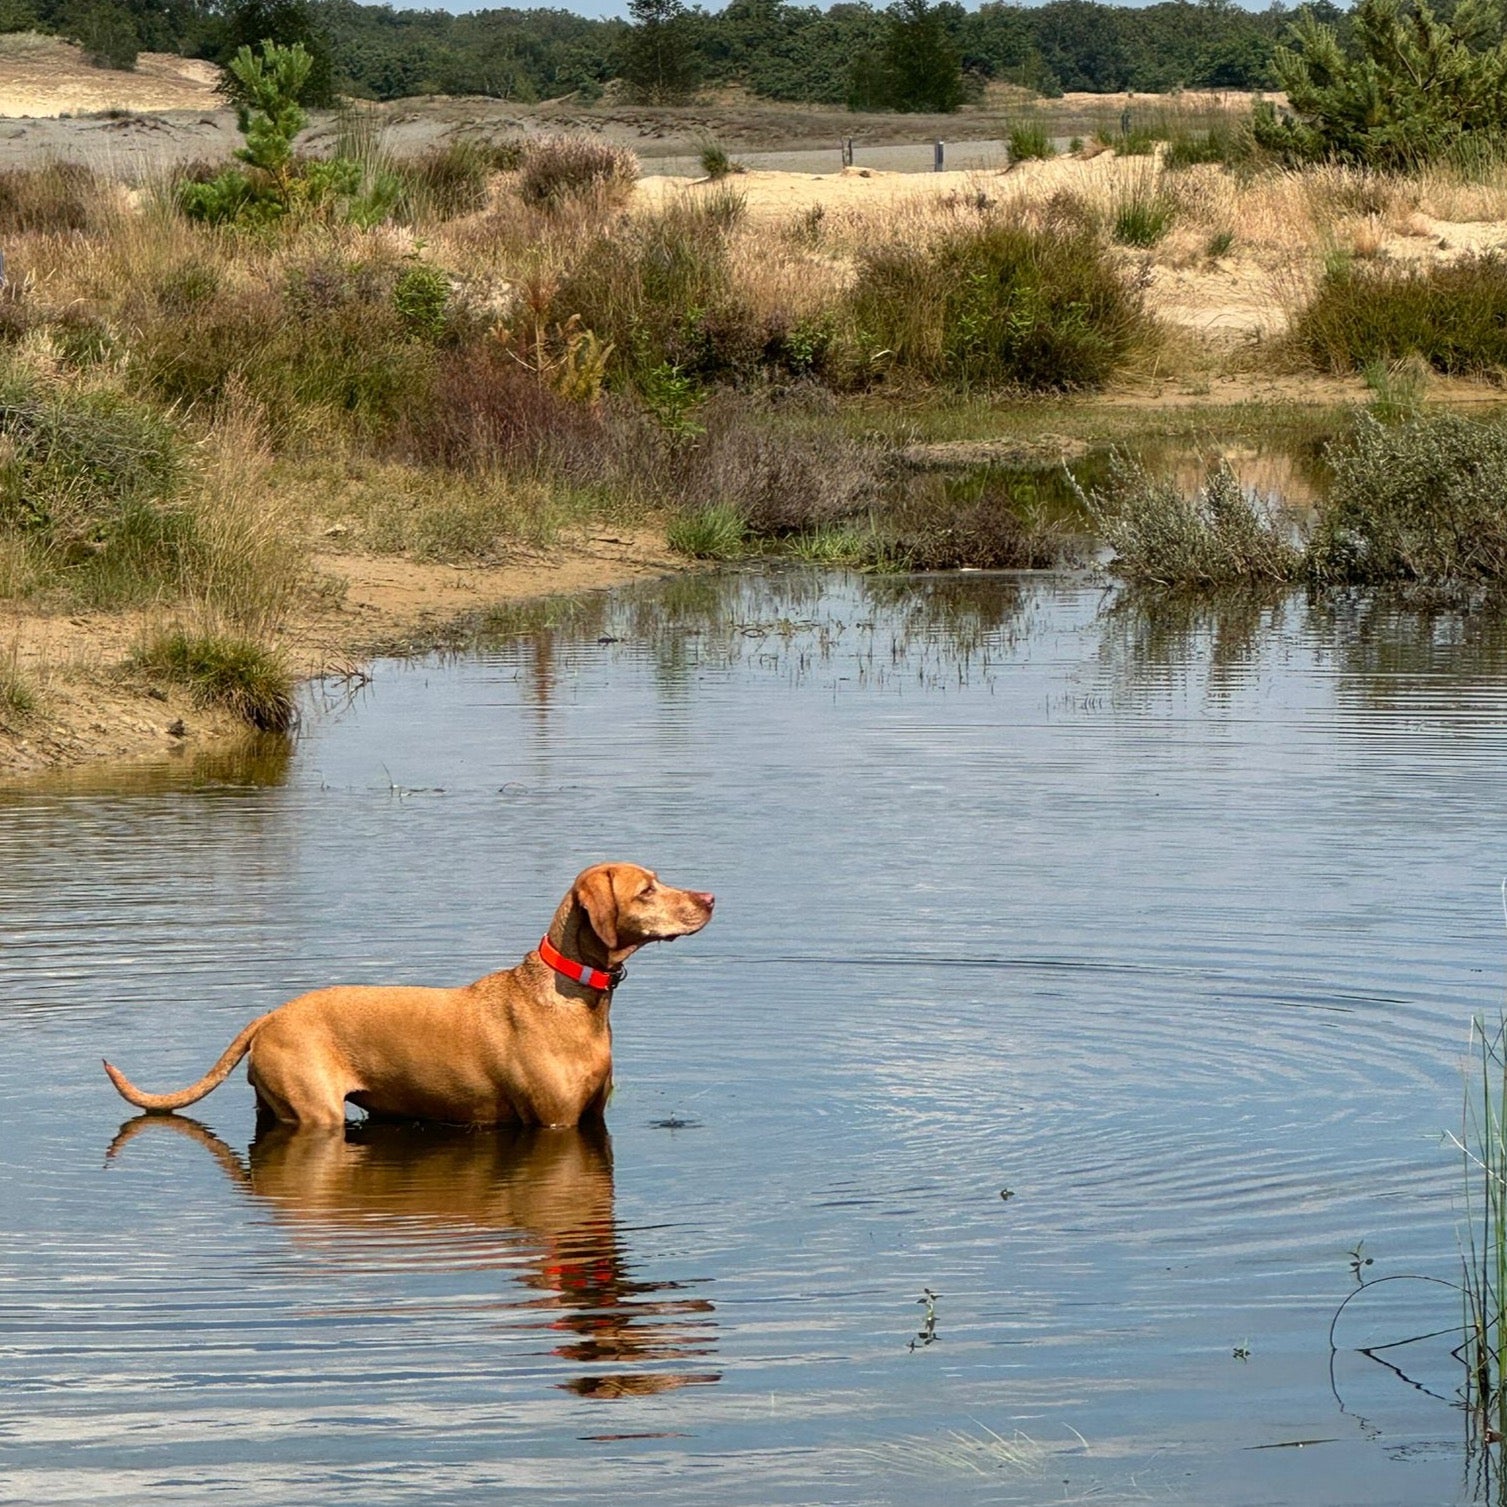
[1333,1004,1507,1472]
[1460,1013,1507,1456]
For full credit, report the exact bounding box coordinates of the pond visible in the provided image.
[4,569,1507,1505]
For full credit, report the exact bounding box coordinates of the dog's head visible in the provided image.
[570,863,715,956]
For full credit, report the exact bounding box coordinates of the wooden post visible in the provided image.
[934,139,944,172]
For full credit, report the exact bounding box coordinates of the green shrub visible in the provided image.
[134,258,434,439]
[132,629,296,732]
[548,190,760,386]
[516,135,638,209]
[392,264,450,340]
[1085,459,1302,587]
[1308,412,1507,585]
[0,384,179,540]
[0,376,190,605]
[177,166,265,226]
[1293,254,1507,375]
[1007,122,1054,161]
[847,217,1150,391]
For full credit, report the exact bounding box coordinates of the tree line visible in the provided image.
[3,0,1361,107]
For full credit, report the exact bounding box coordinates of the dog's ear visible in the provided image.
[574,866,620,951]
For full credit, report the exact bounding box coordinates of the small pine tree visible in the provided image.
[219,0,335,109]
[1272,0,1507,167]
[230,39,311,201]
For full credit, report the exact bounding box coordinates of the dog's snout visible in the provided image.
[695,891,715,911]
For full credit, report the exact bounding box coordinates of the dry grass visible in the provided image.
[178,382,307,632]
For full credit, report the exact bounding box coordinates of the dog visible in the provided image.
[103,863,714,1129]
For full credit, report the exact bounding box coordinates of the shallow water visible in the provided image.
[5,571,1507,1505]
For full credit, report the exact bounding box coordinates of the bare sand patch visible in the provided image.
[0,34,218,117]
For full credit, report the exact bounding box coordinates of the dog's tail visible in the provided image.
[103,1013,273,1114]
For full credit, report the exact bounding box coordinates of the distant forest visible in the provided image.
[9,0,1356,105]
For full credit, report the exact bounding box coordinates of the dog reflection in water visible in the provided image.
[108,1115,720,1399]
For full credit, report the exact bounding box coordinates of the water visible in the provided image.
[4,570,1507,1505]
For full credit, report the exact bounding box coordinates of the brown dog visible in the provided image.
[103,863,714,1129]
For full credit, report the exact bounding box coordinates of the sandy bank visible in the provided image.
[0,528,679,782]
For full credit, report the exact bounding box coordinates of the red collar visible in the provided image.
[539,936,624,993]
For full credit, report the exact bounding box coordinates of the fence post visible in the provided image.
[842,138,853,168]
[933,139,944,172]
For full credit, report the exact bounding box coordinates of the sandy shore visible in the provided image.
[0,529,681,782]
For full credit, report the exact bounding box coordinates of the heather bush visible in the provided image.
[1293,254,1507,376]
[0,161,115,235]
[392,342,608,472]
[515,135,638,210]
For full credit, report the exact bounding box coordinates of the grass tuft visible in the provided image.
[667,502,747,559]
[699,140,745,179]
[1112,167,1176,248]
[132,628,296,732]
[0,649,37,728]
[1007,122,1054,162]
